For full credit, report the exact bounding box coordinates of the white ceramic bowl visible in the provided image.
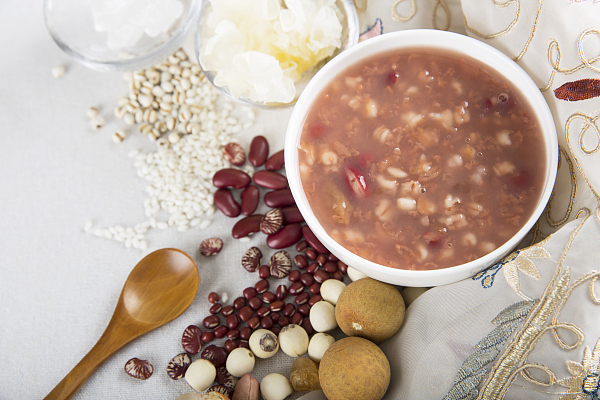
[285,30,558,287]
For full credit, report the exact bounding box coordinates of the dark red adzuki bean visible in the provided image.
[309,283,321,295]
[328,254,339,262]
[240,185,260,216]
[301,225,329,254]
[257,306,271,318]
[298,304,310,317]
[283,303,296,317]
[253,170,288,190]
[227,329,240,339]
[264,188,295,208]
[316,254,327,266]
[295,292,310,305]
[289,282,305,296]
[210,303,223,315]
[270,312,281,322]
[258,265,271,279]
[301,319,314,336]
[239,327,252,341]
[314,270,330,283]
[213,168,251,189]
[243,287,257,300]
[294,254,308,269]
[224,339,238,353]
[265,149,284,171]
[239,306,253,322]
[239,340,250,349]
[337,261,348,274]
[307,263,319,274]
[270,301,285,312]
[281,205,304,224]
[324,262,338,273]
[288,270,301,282]
[202,331,215,343]
[308,295,322,307]
[214,325,228,339]
[333,271,344,281]
[247,316,261,330]
[271,326,281,335]
[291,313,303,325]
[262,292,277,303]
[278,316,290,328]
[214,188,241,218]
[233,297,246,310]
[203,315,220,329]
[300,273,314,287]
[296,240,308,252]
[276,285,288,301]
[305,248,317,261]
[248,297,263,310]
[266,223,302,249]
[255,279,269,294]
[231,214,263,239]
[261,316,274,330]
[248,135,269,167]
[222,305,234,316]
[226,314,240,330]
[208,292,220,303]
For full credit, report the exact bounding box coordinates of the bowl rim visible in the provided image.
[43,0,202,72]
[285,29,559,287]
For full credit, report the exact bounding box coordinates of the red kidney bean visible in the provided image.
[233,297,246,310]
[258,265,271,279]
[308,295,322,307]
[270,300,285,312]
[316,254,327,266]
[271,326,281,335]
[283,303,296,317]
[298,304,310,317]
[261,316,274,330]
[281,205,304,224]
[257,306,271,317]
[213,168,251,189]
[253,170,288,190]
[214,188,241,218]
[301,319,314,336]
[226,314,240,330]
[295,292,310,305]
[243,287,257,300]
[239,340,249,349]
[305,248,317,261]
[324,262,338,273]
[294,255,308,269]
[227,329,240,340]
[300,273,314,287]
[202,331,215,343]
[291,313,303,325]
[214,325,228,339]
[239,327,252,341]
[288,270,301,282]
[309,283,321,295]
[208,292,219,303]
[249,135,269,167]
[266,223,302,249]
[328,254,338,262]
[333,271,344,281]
[289,282,305,296]
[224,339,238,353]
[231,214,263,239]
[337,261,348,274]
[240,185,260,216]
[239,306,253,322]
[270,312,280,323]
[247,316,260,330]
[265,149,284,171]
[276,285,288,301]
[264,188,295,208]
[296,240,308,252]
[255,279,269,294]
[210,303,223,315]
[203,315,220,329]
[278,316,290,328]
[314,270,330,283]
[221,305,234,316]
[302,225,329,254]
[307,263,319,274]
[262,291,277,303]
[248,297,263,310]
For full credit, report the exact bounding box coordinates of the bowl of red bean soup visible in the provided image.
[285,30,558,286]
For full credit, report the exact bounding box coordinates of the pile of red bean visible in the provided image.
[171,135,349,397]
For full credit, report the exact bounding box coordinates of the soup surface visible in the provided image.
[298,49,547,270]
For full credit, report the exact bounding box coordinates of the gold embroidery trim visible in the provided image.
[352,0,366,13]
[432,0,451,31]
[464,0,521,39]
[565,111,600,204]
[512,0,543,62]
[391,0,416,22]
[546,147,577,228]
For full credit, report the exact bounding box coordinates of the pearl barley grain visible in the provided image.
[51,65,66,79]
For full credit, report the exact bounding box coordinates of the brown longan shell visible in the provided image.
[319,337,390,400]
[335,278,405,342]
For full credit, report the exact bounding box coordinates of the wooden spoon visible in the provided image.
[45,248,199,400]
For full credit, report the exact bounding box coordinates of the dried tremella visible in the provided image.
[260,208,283,235]
[124,357,153,380]
[270,250,292,278]
[242,247,262,273]
[223,142,246,166]
[167,353,192,380]
[199,238,224,256]
[289,357,321,391]
[182,325,203,354]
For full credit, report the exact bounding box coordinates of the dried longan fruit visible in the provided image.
[289,357,320,391]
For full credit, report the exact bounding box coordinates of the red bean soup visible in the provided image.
[298,48,547,271]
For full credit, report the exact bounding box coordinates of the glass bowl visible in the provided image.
[44,0,202,72]
[194,0,359,108]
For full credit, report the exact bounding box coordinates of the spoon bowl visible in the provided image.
[45,248,198,400]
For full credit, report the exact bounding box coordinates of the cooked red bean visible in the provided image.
[278,316,290,327]
[240,185,260,216]
[270,300,285,312]
[253,170,288,190]
[302,225,329,254]
[266,223,302,249]
[305,248,317,261]
[288,270,301,283]
[226,314,240,330]
[222,305,234,316]
[231,214,263,239]
[281,205,304,224]
[248,297,263,310]
[243,287,257,300]
[202,331,215,343]
[203,315,220,329]
[276,285,288,301]
[240,327,252,341]
[316,254,327,266]
[314,270,330,283]
[271,326,281,335]
[283,303,296,317]
[300,273,314,287]
[239,340,249,349]
[261,316,274,330]
[214,188,241,218]
[296,240,308,252]
[213,168,251,189]
[289,282,305,296]
[227,329,240,340]
[262,291,277,303]
[233,297,246,310]
[208,292,220,303]
[337,261,348,274]
[298,304,310,317]
[308,295,322,307]
[224,339,238,353]
[254,279,269,294]
[258,265,271,279]
[291,313,303,325]
[249,135,269,167]
[324,262,338,273]
[265,149,285,171]
[301,319,314,336]
[248,316,261,330]
[295,292,310,305]
[239,306,253,322]
[333,271,344,281]
[264,188,295,208]
[257,306,271,317]
[214,325,228,339]
[307,263,319,274]
[309,283,321,295]
[210,303,223,315]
